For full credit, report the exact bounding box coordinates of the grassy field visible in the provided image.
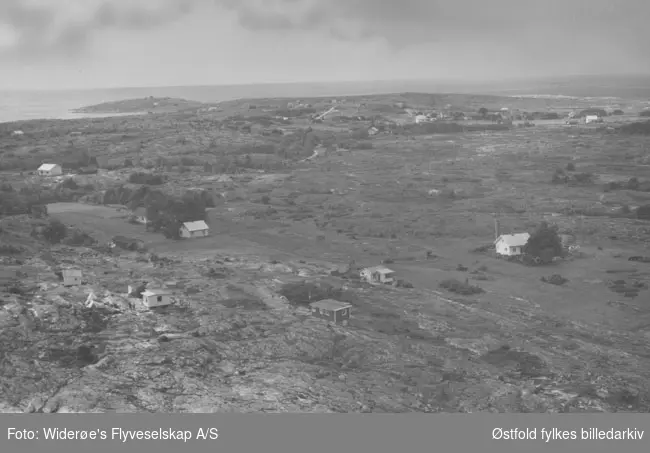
[2,92,650,413]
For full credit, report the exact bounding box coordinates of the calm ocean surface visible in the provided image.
[1,76,649,124]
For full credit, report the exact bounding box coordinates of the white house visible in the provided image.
[37,163,62,176]
[62,269,82,286]
[179,220,210,238]
[495,233,531,256]
[360,266,396,284]
[415,115,429,124]
[141,289,173,308]
[585,115,599,124]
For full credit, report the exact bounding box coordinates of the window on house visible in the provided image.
[157,296,162,302]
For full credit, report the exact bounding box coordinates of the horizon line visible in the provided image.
[3,73,650,93]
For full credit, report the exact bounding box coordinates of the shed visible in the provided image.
[495,233,530,256]
[141,289,173,308]
[179,220,210,238]
[37,163,62,176]
[309,299,352,326]
[585,115,598,124]
[360,266,395,284]
[62,269,82,286]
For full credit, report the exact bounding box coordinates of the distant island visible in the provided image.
[72,96,205,114]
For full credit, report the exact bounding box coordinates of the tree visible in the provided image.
[523,221,563,262]
[478,107,488,117]
[162,221,181,239]
[43,219,67,244]
[637,204,650,220]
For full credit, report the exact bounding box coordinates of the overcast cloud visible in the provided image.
[0,0,648,89]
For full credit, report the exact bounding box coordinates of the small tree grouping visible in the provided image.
[523,221,563,263]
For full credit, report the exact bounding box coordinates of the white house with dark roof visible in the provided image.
[360,265,396,284]
[495,233,530,256]
[179,220,210,238]
[141,288,173,308]
[37,163,62,176]
[62,269,82,286]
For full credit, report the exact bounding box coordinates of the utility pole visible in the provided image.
[577,214,584,246]
[492,212,500,241]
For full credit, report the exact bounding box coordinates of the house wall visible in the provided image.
[496,241,524,256]
[144,295,171,307]
[496,241,510,255]
[181,228,209,238]
[63,275,81,285]
[39,166,62,176]
[311,307,335,322]
[334,308,350,324]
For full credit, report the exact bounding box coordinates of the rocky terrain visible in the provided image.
[2,92,650,413]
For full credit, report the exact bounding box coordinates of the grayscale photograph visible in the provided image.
[1,0,650,414]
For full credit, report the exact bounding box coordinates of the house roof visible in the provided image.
[310,299,352,311]
[181,220,209,231]
[38,163,59,171]
[142,289,171,297]
[495,233,530,247]
[363,265,395,274]
[62,269,82,276]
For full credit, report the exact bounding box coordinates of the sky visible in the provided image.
[0,0,649,90]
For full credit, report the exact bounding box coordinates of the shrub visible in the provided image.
[43,219,67,244]
[566,162,575,171]
[620,121,650,135]
[279,281,357,306]
[60,178,78,190]
[637,204,650,221]
[128,172,164,185]
[439,278,484,295]
[0,243,23,255]
[571,172,594,185]
[62,229,97,247]
[523,221,563,260]
[351,141,373,150]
